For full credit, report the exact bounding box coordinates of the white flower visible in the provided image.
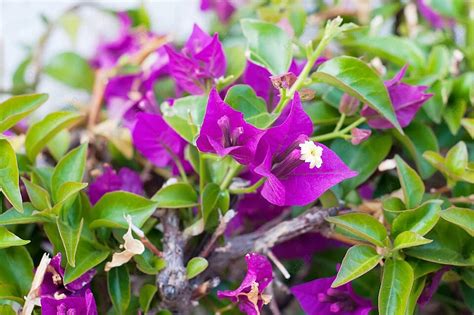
[299,141,323,169]
[22,253,51,315]
[104,215,145,272]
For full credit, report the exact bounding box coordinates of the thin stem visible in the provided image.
[311,117,366,142]
[199,153,206,194]
[334,113,346,132]
[219,164,243,190]
[229,177,266,194]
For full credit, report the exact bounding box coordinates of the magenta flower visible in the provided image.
[40,253,97,315]
[273,233,344,262]
[291,276,373,315]
[196,89,264,165]
[91,12,146,69]
[165,24,226,95]
[104,48,168,128]
[132,112,190,173]
[88,166,144,205]
[251,93,357,206]
[217,253,273,315]
[200,0,236,23]
[361,65,432,129]
[418,267,449,305]
[417,0,454,29]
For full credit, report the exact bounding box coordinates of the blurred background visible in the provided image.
[0,0,209,113]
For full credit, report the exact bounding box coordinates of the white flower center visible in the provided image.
[299,141,323,169]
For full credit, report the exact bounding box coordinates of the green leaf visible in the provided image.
[443,99,466,135]
[47,130,71,161]
[0,227,30,249]
[108,265,131,315]
[57,217,83,267]
[392,123,439,179]
[90,192,158,229]
[326,213,388,247]
[405,276,427,315]
[241,19,292,75]
[445,141,468,177]
[331,134,392,194]
[45,52,94,91]
[0,203,52,225]
[406,219,474,266]
[161,95,207,143]
[378,259,414,315]
[139,284,157,313]
[59,12,80,42]
[391,201,441,237]
[0,139,23,212]
[224,44,246,84]
[343,36,425,70]
[25,111,82,161]
[440,207,474,236]
[426,46,450,80]
[314,56,402,132]
[22,178,51,210]
[0,94,48,132]
[186,257,209,279]
[51,143,87,203]
[201,183,220,224]
[224,84,268,125]
[134,250,166,275]
[54,182,88,206]
[332,245,382,287]
[152,182,198,209]
[64,237,109,284]
[395,155,425,209]
[0,247,34,297]
[393,231,432,250]
[0,305,16,315]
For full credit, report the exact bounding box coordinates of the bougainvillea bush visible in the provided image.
[1,1,473,314]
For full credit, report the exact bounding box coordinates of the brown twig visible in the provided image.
[141,237,163,257]
[156,210,191,314]
[199,210,236,258]
[208,206,343,270]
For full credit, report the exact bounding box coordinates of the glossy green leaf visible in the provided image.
[22,178,51,210]
[0,227,30,249]
[423,80,451,124]
[161,95,207,143]
[45,52,94,91]
[186,257,209,279]
[0,246,34,297]
[391,201,441,237]
[152,182,198,209]
[108,265,131,315]
[224,44,246,84]
[395,155,425,209]
[326,213,388,247]
[405,276,427,315]
[332,245,382,287]
[378,259,414,315]
[64,237,109,284]
[201,183,220,224]
[392,123,439,179]
[139,284,157,313]
[426,46,450,80]
[0,139,23,212]
[446,141,468,177]
[440,207,474,236]
[90,192,158,229]
[57,217,83,267]
[0,203,52,225]
[224,84,268,125]
[241,19,292,75]
[382,197,406,224]
[343,36,425,70]
[443,99,466,135]
[393,231,432,250]
[134,249,166,275]
[314,56,401,132]
[331,134,392,194]
[25,111,82,161]
[0,94,48,132]
[406,219,474,266]
[54,182,88,206]
[51,143,87,203]
[47,130,71,161]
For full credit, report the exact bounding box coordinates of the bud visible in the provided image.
[351,128,371,145]
[339,93,360,116]
[300,88,316,101]
[270,72,297,90]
